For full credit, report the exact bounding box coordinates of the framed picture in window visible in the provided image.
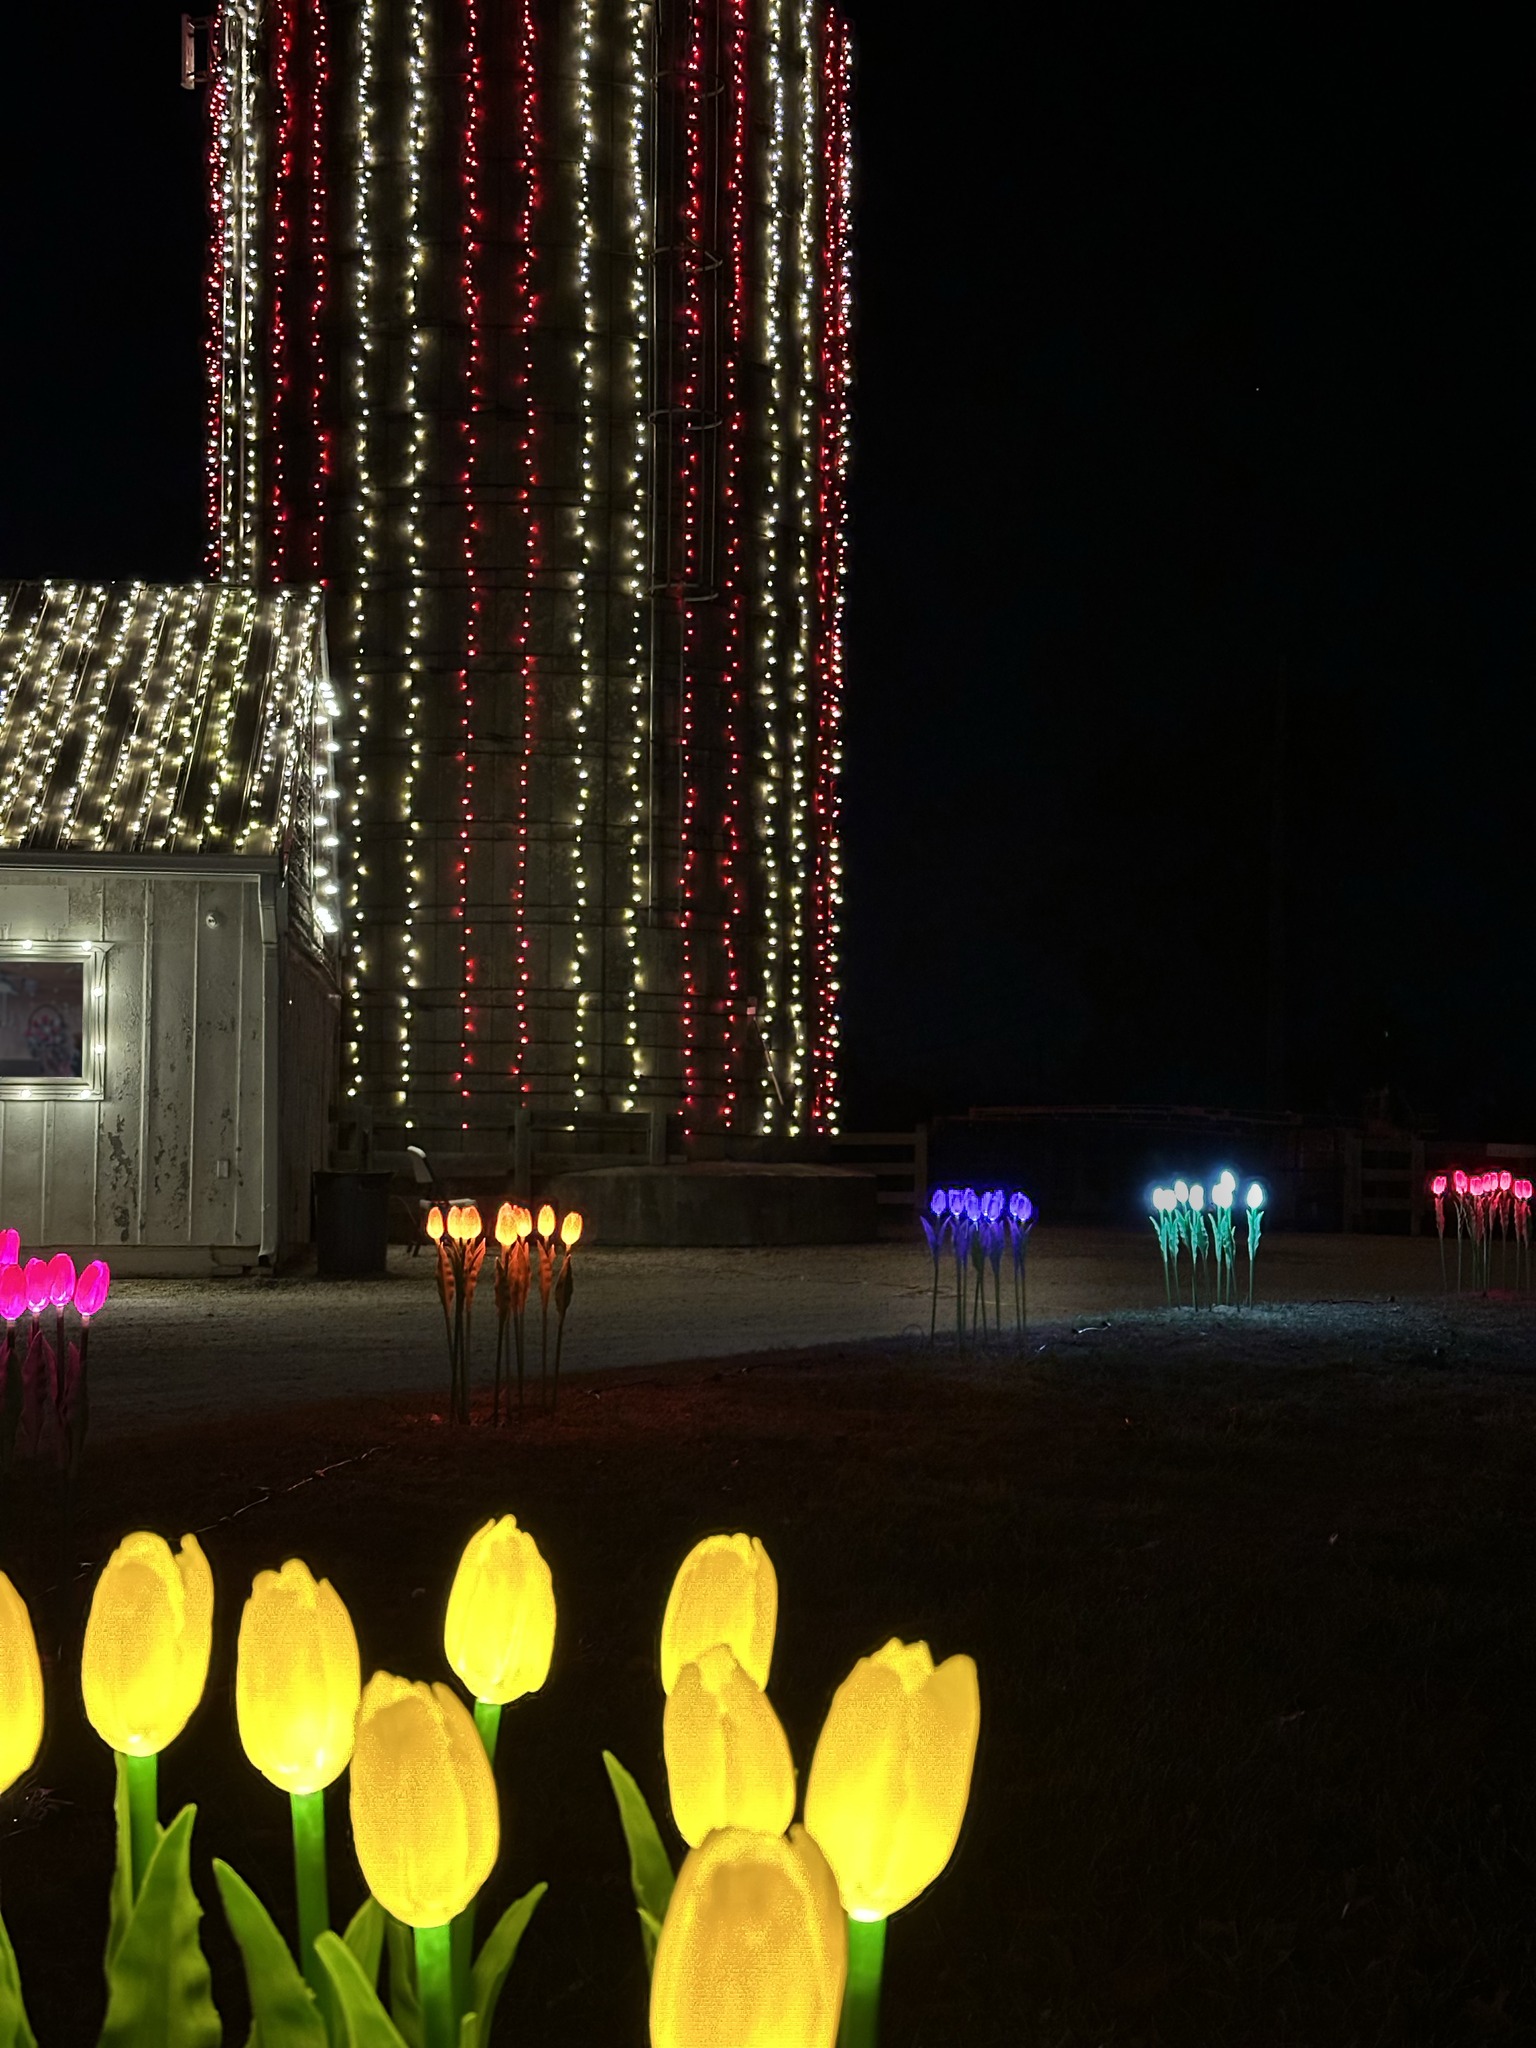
[0,944,108,1100]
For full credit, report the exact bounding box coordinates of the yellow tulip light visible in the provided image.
[426,1204,445,1243]
[536,1202,556,1239]
[351,1671,499,2047]
[444,1515,556,1752]
[0,1572,44,1798]
[650,1825,846,2048]
[803,1639,980,2048]
[236,1560,362,1997]
[660,1533,777,1696]
[462,1203,483,1240]
[559,1208,583,1249]
[513,1204,533,1241]
[662,1645,796,1848]
[495,1201,516,1249]
[81,1531,214,1896]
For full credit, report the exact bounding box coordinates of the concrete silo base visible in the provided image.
[543,1162,880,1247]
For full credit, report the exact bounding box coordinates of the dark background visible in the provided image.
[2,4,1531,1136]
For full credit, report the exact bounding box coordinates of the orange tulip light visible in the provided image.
[662,1645,796,1847]
[650,1826,846,2048]
[660,1534,778,1695]
[427,1205,446,1243]
[81,1531,214,1896]
[495,1201,516,1249]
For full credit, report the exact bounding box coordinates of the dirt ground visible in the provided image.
[5,1230,1536,2045]
[82,1225,1469,1435]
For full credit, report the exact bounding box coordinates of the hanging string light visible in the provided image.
[570,0,601,1109]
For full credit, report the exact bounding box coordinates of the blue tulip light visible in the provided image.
[1245,1181,1267,1306]
[1007,1191,1036,1336]
[920,1189,951,1342]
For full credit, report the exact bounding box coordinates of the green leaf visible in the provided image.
[342,1898,386,1993]
[312,1934,408,2048]
[601,1751,675,1975]
[382,1917,422,2048]
[468,1885,545,2048]
[212,1860,327,2048]
[0,1907,38,2048]
[99,1806,221,2048]
[457,2022,477,2048]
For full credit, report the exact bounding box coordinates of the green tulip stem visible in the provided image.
[450,1697,505,2015]
[290,1789,329,2002]
[474,1696,502,1763]
[837,1914,887,2048]
[122,1751,157,1899]
[415,1922,455,2048]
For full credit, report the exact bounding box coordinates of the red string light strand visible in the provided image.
[304,0,331,576]
[508,0,544,1090]
[714,0,752,1129]
[266,0,297,580]
[454,0,487,1122]
[203,6,229,576]
[809,6,852,1130]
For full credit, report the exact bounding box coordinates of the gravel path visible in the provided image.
[73,1225,1490,1438]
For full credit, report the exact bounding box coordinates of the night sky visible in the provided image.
[3,3,1530,1137]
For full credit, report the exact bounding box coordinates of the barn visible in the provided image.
[0,581,341,1271]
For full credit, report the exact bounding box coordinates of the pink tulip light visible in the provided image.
[1453,1169,1469,1196]
[74,1260,111,1319]
[1430,1174,1446,1198]
[1500,1171,1514,1194]
[0,1267,25,1324]
[23,1259,50,1316]
[47,1251,76,1310]
[0,1229,18,1266]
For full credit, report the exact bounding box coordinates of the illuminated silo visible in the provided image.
[200,0,852,1150]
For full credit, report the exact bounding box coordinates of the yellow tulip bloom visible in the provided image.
[650,1825,846,2048]
[81,1532,213,1757]
[349,1672,499,1927]
[0,1572,44,1796]
[559,1209,583,1249]
[536,1203,556,1238]
[663,1645,796,1848]
[803,1638,980,1919]
[235,1559,361,1795]
[660,1534,777,1696]
[443,1516,556,1705]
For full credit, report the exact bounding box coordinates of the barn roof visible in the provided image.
[0,582,339,937]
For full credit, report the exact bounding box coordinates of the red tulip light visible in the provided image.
[22,1260,49,1316]
[74,1260,111,1320]
[0,1267,25,1324]
[47,1251,76,1310]
[0,1229,17,1266]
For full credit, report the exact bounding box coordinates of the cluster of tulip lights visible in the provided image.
[0,1227,111,1507]
[0,1518,977,2048]
[1147,1173,1268,1308]
[1426,1170,1533,1293]
[920,1186,1037,1345]
[424,1201,583,1422]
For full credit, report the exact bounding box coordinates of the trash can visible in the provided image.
[312,1169,394,1278]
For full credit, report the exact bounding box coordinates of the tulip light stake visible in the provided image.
[1245,1182,1267,1307]
[550,1209,583,1409]
[81,1530,214,1899]
[1007,1190,1035,1338]
[804,1638,981,2048]
[920,1190,950,1342]
[1428,1174,1448,1292]
[535,1203,557,1406]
